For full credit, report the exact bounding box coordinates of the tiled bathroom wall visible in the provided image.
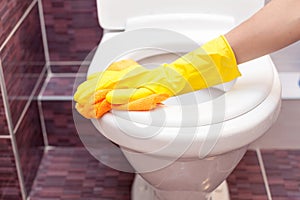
[0,0,46,199]
[42,0,102,63]
[1,0,102,198]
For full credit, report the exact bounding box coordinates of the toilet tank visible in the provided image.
[96,0,264,30]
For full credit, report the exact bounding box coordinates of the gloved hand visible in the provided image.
[106,35,241,105]
[74,59,145,106]
[74,59,169,118]
[74,35,241,118]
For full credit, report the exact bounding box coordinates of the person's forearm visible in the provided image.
[225,0,300,64]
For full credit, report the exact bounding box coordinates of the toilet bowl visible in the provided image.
[86,0,282,199]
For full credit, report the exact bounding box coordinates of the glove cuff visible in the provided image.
[201,35,241,83]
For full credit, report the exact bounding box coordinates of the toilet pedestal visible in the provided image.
[132,175,230,200]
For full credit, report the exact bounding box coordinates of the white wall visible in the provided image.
[271,41,300,72]
[251,100,300,149]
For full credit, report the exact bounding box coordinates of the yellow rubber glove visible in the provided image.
[74,60,169,118]
[106,35,241,105]
[74,35,240,118]
[74,59,146,105]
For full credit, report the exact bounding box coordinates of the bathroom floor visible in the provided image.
[29,147,300,200]
[29,147,134,200]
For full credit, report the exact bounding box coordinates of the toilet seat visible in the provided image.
[93,70,280,157]
[89,32,281,157]
[88,0,281,158]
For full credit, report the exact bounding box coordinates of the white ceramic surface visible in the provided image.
[90,45,281,157]
[96,0,264,29]
[89,1,282,199]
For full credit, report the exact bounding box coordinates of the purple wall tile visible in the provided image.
[262,150,300,200]
[0,90,9,135]
[50,63,90,73]
[30,147,134,200]
[0,139,22,199]
[51,64,82,73]
[49,50,94,73]
[227,151,268,200]
[15,100,44,194]
[42,0,103,61]
[0,0,32,45]
[0,5,45,127]
[43,76,76,97]
[41,101,83,146]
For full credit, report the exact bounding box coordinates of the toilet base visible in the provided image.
[132,175,230,200]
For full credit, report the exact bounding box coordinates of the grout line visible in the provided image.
[37,99,49,147]
[37,0,50,69]
[38,73,86,101]
[50,73,86,77]
[37,71,51,101]
[256,149,273,200]
[49,61,91,66]
[37,72,51,147]
[44,145,56,151]
[13,66,47,134]
[0,0,38,52]
[8,128,27,200]
[0,60,27,200]
[39,96,73,101]
[0,135,12,139]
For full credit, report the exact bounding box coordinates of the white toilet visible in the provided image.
[86,0,282,199]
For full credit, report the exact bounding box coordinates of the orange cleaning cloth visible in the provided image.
[75,60,169,119]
